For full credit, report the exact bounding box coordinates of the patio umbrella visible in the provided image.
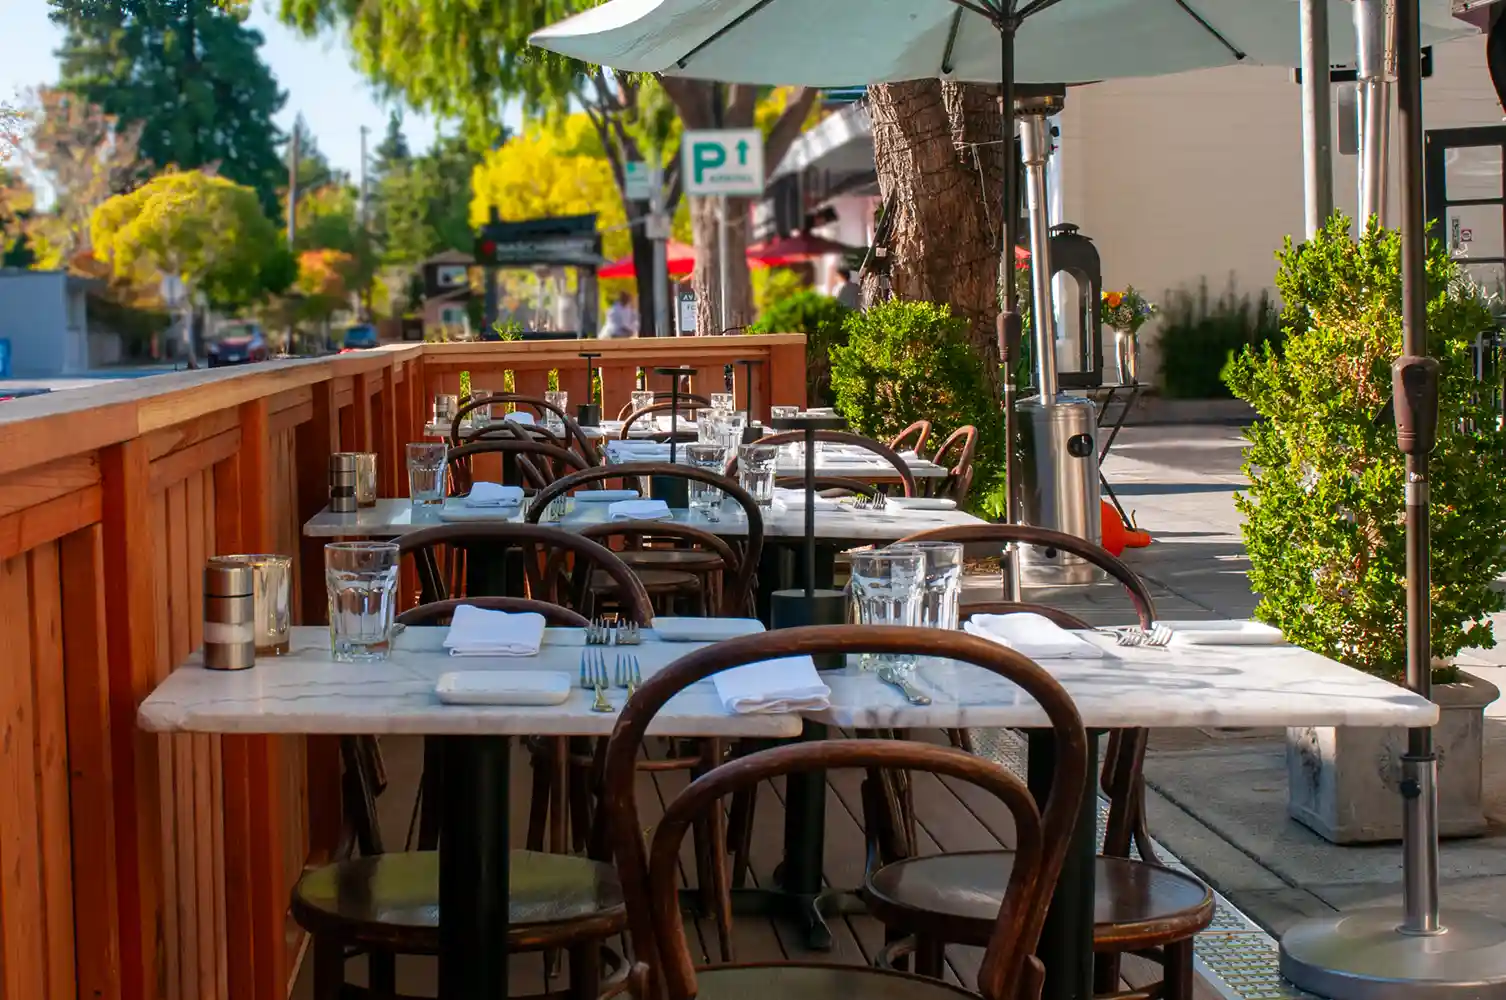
[597,239,696,279]
[745,232,860,267]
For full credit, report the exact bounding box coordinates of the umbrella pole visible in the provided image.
[998,9,1024,602]
[1279,2,1506,994]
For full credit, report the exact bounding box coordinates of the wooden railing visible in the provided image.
[0,334,805,1000]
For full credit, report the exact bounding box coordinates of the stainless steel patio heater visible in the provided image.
[1279,0,1506,994]
[1015,94,1102,585]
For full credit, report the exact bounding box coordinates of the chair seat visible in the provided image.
[866,851,1214,949]
[590,567,701,593]
[692,963,980,1000]
[291,850,625,952]
[618,549,725,572]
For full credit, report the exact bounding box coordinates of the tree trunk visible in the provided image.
[690,194,752,334]
[628,211,662,337]
[863,80,1005,392]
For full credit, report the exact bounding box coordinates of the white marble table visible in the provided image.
[138,626,803,738]
[303,496,986,542]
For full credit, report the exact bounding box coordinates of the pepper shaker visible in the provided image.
[203,557,256,670]
[329,452,359,513]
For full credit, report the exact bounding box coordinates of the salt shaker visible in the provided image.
[329,452,359,513]
[203,558,256,670]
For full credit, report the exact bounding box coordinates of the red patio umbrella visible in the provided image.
[746,232,860,267]
[598,240,697,279]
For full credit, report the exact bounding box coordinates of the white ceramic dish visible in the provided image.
[573,489,641,502]
[435,670,572,705]
[653,617,767,642]
[1160,619,1287,646]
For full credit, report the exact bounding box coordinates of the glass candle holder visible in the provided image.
[225,553,293,655]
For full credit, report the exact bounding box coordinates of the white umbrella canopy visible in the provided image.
[529,0,1471,85]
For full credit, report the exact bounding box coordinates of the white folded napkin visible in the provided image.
[464,482,525,507]
[712,655,831,714]
[503,411,535,425]
[608,498,673,521]
[963,613,1104,660]
[773,487,838,510]
[573,488,641,502]
[443,605,547,656]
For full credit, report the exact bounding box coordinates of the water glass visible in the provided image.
[715,411,748,451]
[711,392,735,413]
[769,405,801,461]
[466,399,491,427]
[630,389,655,416]
[889,541,965,631]
[325,542,400,662]
[544,390,569,432]
[686,443,726,513]
[226,553,292,655]
[737,444,778,506]
[354,452,378,508]
[407,442,448,506]
[847,547,926,671]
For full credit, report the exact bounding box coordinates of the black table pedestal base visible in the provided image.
[677,886,868,951]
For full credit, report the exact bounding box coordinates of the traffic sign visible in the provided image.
[682,129,765,197]
[624,160,652,201]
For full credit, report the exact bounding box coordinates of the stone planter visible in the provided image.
[1286,669,1498,844]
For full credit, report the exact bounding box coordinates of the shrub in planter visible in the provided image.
[1159,276,1282,399]
[1226,216,1506,841]
[831,299,1000,502]
[748,289,852,406]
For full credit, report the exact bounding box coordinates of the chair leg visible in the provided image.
[368,949,398,1000]
[526,742,551,852]
[567,944,603,1000]
[551,738,571,855]
[311,934,344,1000]
[1094,952,1124,997]
[727,785,756,889]
[914,936,946,979]
[1163,939,1196,1000]
[703,739,734,963]
[416,737,444,851]
[567,743,594,854]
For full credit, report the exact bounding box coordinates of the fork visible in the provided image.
[616,620,641,645]
[580,649,613,712]
[1109,624,1173,648]
[545,495,569,523]
[614,652,642,695]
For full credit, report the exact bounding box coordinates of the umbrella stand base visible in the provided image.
[1281,908,1506,999]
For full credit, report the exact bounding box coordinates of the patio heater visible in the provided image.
[1015,93,1102,585]
[1278,1,1506,995]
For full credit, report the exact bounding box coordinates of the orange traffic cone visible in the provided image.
[1100,499,1151,556]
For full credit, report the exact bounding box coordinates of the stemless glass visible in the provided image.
[325,541,400,662]
[544,390,569,432]
[629,389,655,417]
[710,392,735,413]
[769,405,801,462]
[847,547,926,671]
[407,442,448,506]
[889,541,965,631]
[716,411,748,451]
[737,443,778,506]
[685,443,727,513]
[354,452,378,508]
[226,553,293,655]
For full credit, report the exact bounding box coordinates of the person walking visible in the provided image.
[600,291,640,338]
[831,266,861,310]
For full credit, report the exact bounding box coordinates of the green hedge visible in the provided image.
[1157,277,1282,399]
[747,289,852,406]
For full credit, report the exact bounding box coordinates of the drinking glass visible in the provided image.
[889,541,965,631]
[227,553,292,655]
[710,392,735,413]
[325,542,400,662]
[685,443,726,514]
[354,452,378,508]
[769,405,801,462]
[544,390,569,433]
[715,411,748,451]
[466,399,491,428]
[737,444,777,506]
[406,442,448,506]
[629,389,655,417]
[847,547,926,671]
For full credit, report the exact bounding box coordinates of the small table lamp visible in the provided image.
[577,352,602,426]
[735,358,764,444]
[651,365,697,508]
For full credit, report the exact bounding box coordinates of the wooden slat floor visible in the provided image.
[294,733,1219,1000]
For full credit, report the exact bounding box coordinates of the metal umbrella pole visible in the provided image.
[1279,0,1506,994]
[997,6,1025,602]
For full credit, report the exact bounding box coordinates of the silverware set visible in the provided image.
[1102,624,1173,647]
[544,496,569,522]
[579,649,643,712]
[585,618,640,645]
[852,492,889,512]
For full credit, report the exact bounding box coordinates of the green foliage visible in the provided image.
[1225,216,1506,679]
[752,267,807,314]
[747,289,852,406]
[831,299,1000,500]
[547,369,560,392]
[1159,277,1283,399]
[51,0,288,215]
[375,134,483,265]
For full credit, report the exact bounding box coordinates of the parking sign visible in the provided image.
[682,129,765,197]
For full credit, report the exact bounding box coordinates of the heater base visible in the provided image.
[1281,908,1506,999]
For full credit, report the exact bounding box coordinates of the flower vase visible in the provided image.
[1112,327,1138,386]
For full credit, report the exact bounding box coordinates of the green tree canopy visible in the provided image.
[52,0,289,215]
[374,134,481,265]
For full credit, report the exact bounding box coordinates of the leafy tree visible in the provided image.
[0,169,38,268]
[287,113,342,194]
[373,110,411,175]
[276,0,816,334]
[51,0,289,215]
[374,133,481,265]
[91,169,283,365]
[295,247,356,325]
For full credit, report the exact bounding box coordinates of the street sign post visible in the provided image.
[682,129,765,334]
[624,160,652,201]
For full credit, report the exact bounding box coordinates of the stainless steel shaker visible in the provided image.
[203,557,256,670]
[329,452,359,513]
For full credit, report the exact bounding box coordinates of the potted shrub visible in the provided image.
[1226,216,1506,843]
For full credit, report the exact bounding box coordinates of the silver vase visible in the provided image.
[1113,327,1139,386]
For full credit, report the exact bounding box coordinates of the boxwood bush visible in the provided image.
[747,289,852,406]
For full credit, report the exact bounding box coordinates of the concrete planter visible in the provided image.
[1286,669,1498,844]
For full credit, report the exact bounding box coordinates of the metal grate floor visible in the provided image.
[969,729,1319,1000]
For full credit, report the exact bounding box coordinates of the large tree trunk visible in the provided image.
[690,194,753,333]
[863,80,1005,392]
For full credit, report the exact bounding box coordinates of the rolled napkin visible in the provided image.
[712,655,831,714]
[608,498,673,521]
[773,487,838,510]
[963,612,1104,660]
[443,604,547,657]
[464,482,525,507]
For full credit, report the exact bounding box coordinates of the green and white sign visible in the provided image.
[623,160,652,201]
[681,129,765,197]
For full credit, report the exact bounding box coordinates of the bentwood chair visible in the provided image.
[291,593,632,1000]
[452,391,596,460]
[447,437,591,495]
[614,391,712,421]
[924,426,979,501]
[868,524,1215,1000]
[618,400,712,442]
[887,420,933,456]
[723,429,918,497]
[600,624,1089,1000]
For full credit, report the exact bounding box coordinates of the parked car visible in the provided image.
[342,324,379,350]
[207,322,269,367]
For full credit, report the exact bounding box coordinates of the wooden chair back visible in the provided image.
[617,400,711,441]
[614,392,712,421]
[447,437,590,493]
[928,425,978,500]
[601,624,1088,1000]
[451,392,594,459]
[396,596,590,628]
[887,419,932,456]
[724,429,917,497]
[577,521,753,617]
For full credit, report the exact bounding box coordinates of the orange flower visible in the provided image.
[1105,291,1124,308]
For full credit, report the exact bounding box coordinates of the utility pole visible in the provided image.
[359,125,370,230]
[358,124,371,321]
[287,120,301,251]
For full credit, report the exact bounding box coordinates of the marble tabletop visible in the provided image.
[813,632,1440,730]
[303,496,986,542]
[138,626,805,738]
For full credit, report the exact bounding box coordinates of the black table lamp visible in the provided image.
[651,365,697,508]
[577,352,601,426]
[735,358,765,444]
[767,412,849,668]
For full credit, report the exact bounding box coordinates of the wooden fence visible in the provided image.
[0,334,805,1000]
